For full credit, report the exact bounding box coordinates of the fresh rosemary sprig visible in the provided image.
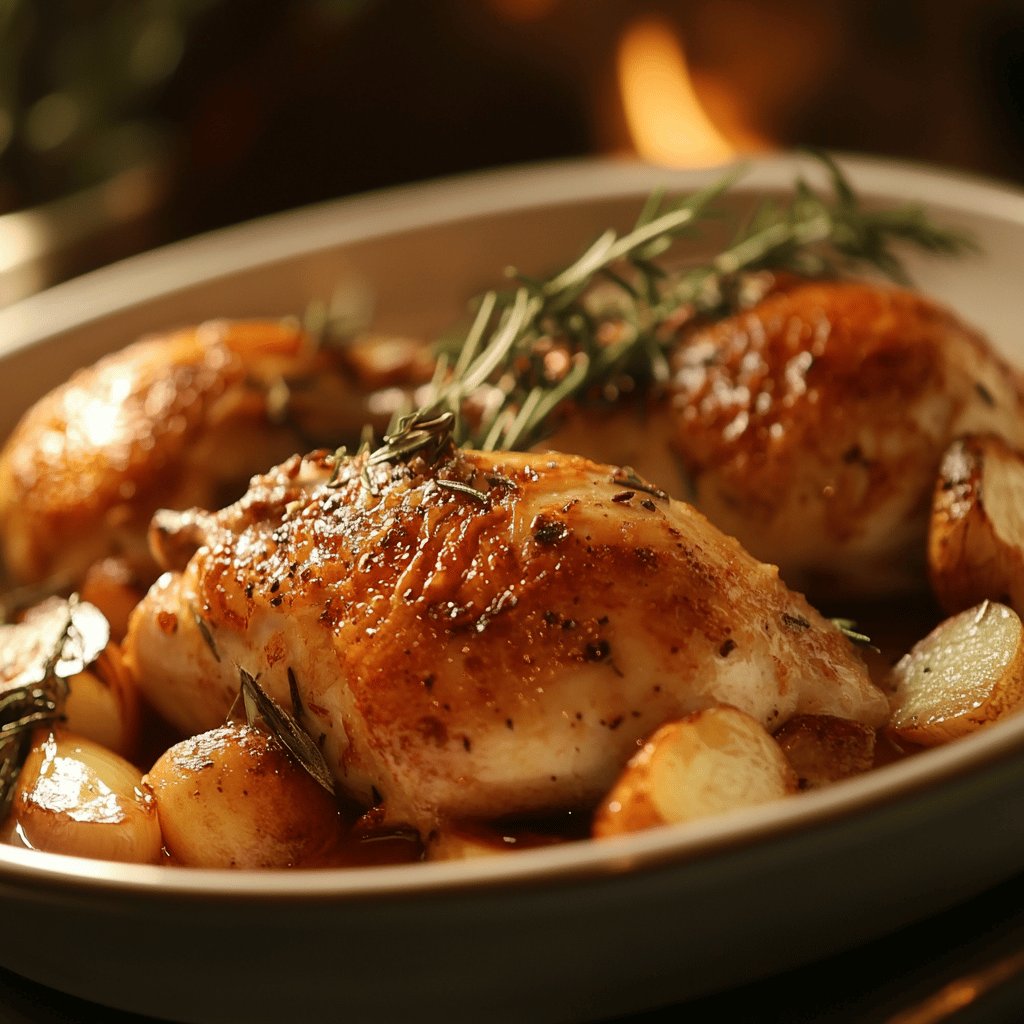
[356,152,971,471]
[691,150,971,289]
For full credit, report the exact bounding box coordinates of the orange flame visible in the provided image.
[617,16,746,168]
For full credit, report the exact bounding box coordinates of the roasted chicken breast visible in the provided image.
[123,447,886,831]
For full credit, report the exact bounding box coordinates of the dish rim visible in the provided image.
[2,151,1024,902]
[3,149,1024,351]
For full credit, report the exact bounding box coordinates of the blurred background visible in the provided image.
[2,0,1022,306]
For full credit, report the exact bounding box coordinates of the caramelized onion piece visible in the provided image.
[4,728,161,863]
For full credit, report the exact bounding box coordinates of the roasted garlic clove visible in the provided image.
[145,724,345,869]
[887,600,1024,746]
[593,707,797,837]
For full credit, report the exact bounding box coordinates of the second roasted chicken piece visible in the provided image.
[664,280,1024,599]
[0,319,369,587]
[124,446,886,832]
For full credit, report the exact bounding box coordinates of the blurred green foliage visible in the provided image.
[0,0,370,213]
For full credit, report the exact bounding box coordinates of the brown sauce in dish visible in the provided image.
[157,827,424,869]
[820,594,942,769]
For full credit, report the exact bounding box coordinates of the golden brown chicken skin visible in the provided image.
[0,319,366,586]
[664,280,1024,598]
[124,447,886,832]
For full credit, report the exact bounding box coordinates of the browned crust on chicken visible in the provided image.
[667,280,1024,596]
[124,447,886,831]
[0,320,360,585]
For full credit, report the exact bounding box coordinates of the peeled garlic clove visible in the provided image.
[6,728,162,864]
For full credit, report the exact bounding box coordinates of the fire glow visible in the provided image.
[617,16,744,168]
